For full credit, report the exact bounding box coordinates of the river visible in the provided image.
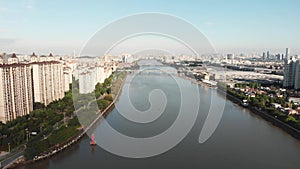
[18,63,300,169]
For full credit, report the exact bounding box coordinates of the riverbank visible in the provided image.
[217,87,300,140]
[7,72,127,169]
[178,72,300,141]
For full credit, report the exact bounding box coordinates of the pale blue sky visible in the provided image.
[0,0,299,55]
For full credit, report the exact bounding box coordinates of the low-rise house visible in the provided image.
[279,88,286,92]
[250,93,256,98]
[276,93,284,98]
[288,97,300,103]
[288,109,299,115]
[272,103,282,109]
[296,108,300,114]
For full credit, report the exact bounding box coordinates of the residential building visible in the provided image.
[282,47,300,89]
[63,66,72,92]
[283,56,296,88]
[294,60,300,89]
[30,53,65,105]
[0,54,33,123]
[78,71,95,94]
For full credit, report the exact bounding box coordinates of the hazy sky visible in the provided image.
[0,0,299,55]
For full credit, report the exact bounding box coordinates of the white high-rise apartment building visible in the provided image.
[283,48,300,89]
[63,67,72,92]
[30,53,65,105]
[0,54,33,123]
[283,56,296,88]
[95,66,105,84]
[294,60,300,89]
[78,70,96,94]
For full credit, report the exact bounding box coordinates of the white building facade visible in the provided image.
[30,54,65,105]
[0,54,33,123]
[283,57,296,88]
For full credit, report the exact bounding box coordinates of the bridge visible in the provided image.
[118,68,177,76]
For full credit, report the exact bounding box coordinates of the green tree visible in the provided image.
[285,116,297,123]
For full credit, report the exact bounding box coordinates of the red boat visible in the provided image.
[90,134,96,145]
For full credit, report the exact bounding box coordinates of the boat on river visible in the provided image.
[90,134,96,145]
[241,100,249,107]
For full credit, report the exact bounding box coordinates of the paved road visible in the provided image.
[0,150,24,168]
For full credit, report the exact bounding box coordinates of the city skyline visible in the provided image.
[1,0,300,55]
[2,1,300,169]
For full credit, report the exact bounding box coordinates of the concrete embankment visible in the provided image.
[217,88,300,140]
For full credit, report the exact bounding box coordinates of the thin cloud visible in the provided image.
[0,7,8,12]
[25,5,33,10]
[23,0,35,11]
[0,28,8,32]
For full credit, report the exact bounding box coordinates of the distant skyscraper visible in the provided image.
[267,51,270,59]
[286,48,289,59]
[0,54,33,123]
[283,56,296,88]
[294,60,300,89]
[226,54,233,60]
[276,54,282,61]
[283,48,300,89]
[262,52,266,60]
[226,54,234,64]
